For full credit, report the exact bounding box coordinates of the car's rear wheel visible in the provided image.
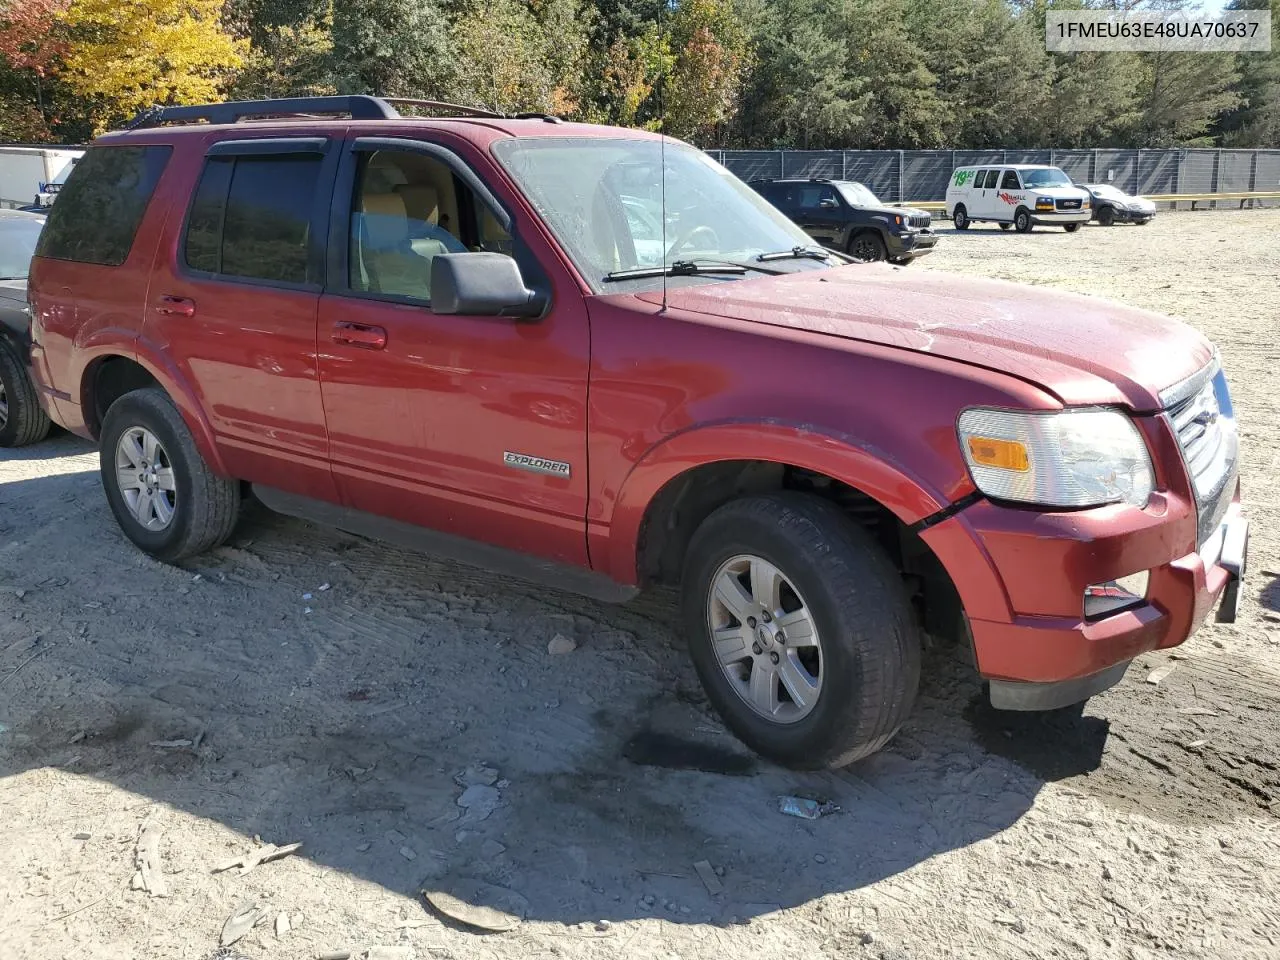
[1014,208,1033,233]
[681,492,921,769]
[998,222,1012,231]
[100,387,240,562]
[0,339,51,448]
[849,231,887,262]
[1063,222,1081,233]
[1097,206,1115,226]
[952,205,970,230]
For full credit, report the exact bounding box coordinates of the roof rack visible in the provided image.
[127,95,563,130]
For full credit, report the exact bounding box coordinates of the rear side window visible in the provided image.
[36,145,172,266]
[183,154,323,285]
[973,169,987,188]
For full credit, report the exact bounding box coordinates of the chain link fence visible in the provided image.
[709,147,1280,208]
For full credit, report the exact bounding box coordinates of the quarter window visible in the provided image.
[183,153,323,285]
[974,169,988,188]
[983,170,1000,189]
[36,145,172,266]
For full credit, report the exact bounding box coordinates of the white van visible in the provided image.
[945,164,1091,233]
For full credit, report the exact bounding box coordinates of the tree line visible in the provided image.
[1,0,1276,149]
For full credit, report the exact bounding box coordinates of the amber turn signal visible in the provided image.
[966,436,1030,472]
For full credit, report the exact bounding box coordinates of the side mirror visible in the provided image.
[818,197,838,209]
[430,252,546,319]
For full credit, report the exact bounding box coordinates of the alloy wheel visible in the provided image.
[114,426,178,531]
[706,554,823,723]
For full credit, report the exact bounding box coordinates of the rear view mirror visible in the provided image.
[430,252,546,318]
[818,197,838,209]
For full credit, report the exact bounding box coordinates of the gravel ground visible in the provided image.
[1,210,1278,960]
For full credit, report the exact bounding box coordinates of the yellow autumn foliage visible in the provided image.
[61,0,244,131]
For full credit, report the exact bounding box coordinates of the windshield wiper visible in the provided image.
[603,258,785,282]
[757,245,838,263]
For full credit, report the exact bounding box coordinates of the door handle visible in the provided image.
[155,295,196,317]
[331,321,387,350]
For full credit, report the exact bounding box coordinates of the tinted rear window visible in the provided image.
[183,154,322,285]
[35,145,172,266]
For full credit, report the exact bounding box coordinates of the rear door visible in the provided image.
[314,134,591,565]
[970,169,989,218]
[145,136,340,501]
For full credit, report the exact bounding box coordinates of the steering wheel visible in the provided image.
[665,225,721,261]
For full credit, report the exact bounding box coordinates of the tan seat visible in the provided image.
[358,191,432,299]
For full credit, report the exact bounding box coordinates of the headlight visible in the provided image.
[957,408,1154,508]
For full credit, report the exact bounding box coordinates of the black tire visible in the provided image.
[100,387,240,563]
[1014,208,1033,233]
[1134,218,1150,226]
[1063,222,1081,233]
[998,222,1012,231]
[1097,206,1115,227]
[952,205,970,230]
[681,492,921,769]
[849,231,887,262]
[0,339,52,447]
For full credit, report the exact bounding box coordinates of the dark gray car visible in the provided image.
[0,209,52,446]
[750,178,938,264]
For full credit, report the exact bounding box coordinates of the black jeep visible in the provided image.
[750,178,937,264]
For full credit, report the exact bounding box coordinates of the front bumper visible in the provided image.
[1029,210,1090,225]
[887,230,938,260]
[920,480,1247,710]
[1111,207,1156,223]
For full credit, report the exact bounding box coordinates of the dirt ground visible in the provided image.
[2,209,1278,960]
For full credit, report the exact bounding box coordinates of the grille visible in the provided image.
[1165,366,1238,545]
[909,214,931,229]
[1056,198,1082,210]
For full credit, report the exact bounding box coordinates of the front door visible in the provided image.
[995,168,1024,221]
[145,135,340,501]
[315,136,591,565]
[791,183,846,248]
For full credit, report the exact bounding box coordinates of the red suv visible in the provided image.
[27,96,1247,769]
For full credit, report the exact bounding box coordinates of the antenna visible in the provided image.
[659,0,668,312]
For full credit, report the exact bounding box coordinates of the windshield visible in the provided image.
[492,138,824,290]
[0,216,44,279]
[837,182,882,207]
[1021,167,1073,188]
[1091,185,1127,200]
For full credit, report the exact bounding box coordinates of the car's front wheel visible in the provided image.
[0,340,52,448]
[100,387,240,563]
[1063,222,1081,233]
[1097,206,1115,226]
[998,222,1012,231]
[1014,208,1033,232]
[681,492,921,769]
[849,231,887,262]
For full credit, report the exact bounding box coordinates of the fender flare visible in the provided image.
[603,419,956,584]
[82,337,229,477]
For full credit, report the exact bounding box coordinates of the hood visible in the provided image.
[860,204,931,223]
[637,266,1211,411]
[1027,185,1090,198]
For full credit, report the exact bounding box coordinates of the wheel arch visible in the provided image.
[80,346,228,476]
[606,421,974,644]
